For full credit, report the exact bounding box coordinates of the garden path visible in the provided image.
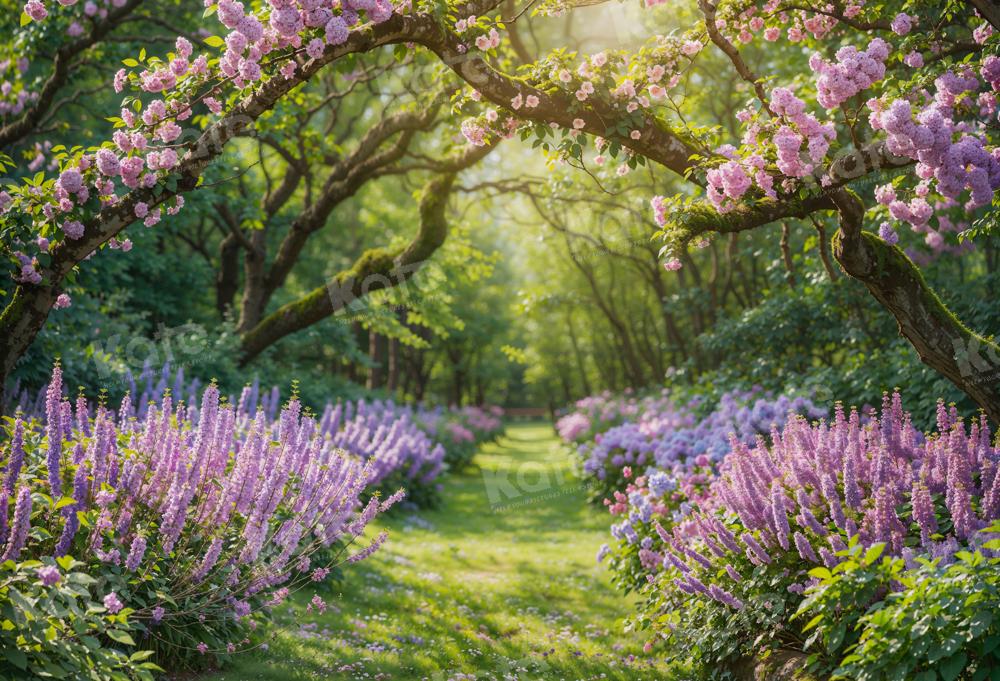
[203,423,672,681]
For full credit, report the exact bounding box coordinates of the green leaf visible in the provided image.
[808,566,832,581]
[940,653,968,681]
[864,543,885,564]
[122,58,139,67]
[826,621,846,653]
[203,35,226,48]
[106,629,135,646]
[20,11,31,26]
[53,496,76,510]
[6,647,27,669]
[801,613,824,632]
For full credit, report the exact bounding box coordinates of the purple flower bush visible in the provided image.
[11,363,505,507]
[555,411,592,443]
[318,399,446,507]
[568,388,825,504]
[555,390,647,444]
[1,363,400,671]
[614,393,1000,674]
[570,389,823,598]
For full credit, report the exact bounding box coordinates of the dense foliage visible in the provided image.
[563,388,1000,678]
[0,363,404,674]
[5,0,1000,677]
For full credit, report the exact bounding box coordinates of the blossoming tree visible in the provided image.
[443,0,1000,421]
[0,0,506,398]
[4,0,1000,424]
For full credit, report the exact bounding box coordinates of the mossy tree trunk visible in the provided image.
[237,173,460,365]
[831,189,1000,424]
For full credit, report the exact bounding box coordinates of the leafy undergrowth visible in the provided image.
[194,423,677,681]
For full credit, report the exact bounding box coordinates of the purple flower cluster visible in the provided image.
[556,412,592,442]
[809,39,889,109]
[565,389,825,593]
[319,400,445,488]
[555,390,647,443]
[1,364,400,636]
[575,388,824,490]
[663,394,1000,610]
[9,363,504,499]
[871,72,1000,223]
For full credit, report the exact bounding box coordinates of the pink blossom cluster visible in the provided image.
[706,160,752,212]
[461,118,489,147]
[650,196,668,226]
[871,90,1000,220]
[890,12,914,36]
[704,86,834,213]
[809,38,889,109]
[0,57,35,117]
[874,181,977,255]
[21,0,131,36]
[475,28,501,52]
[690,0,841,47]
[556,412,592,442]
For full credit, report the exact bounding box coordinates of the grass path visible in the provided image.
[205,422,670,681]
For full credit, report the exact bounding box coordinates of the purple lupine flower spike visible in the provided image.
[0,489,8,547]
[912,480,938,544]
[2,486,32,561]
[5,417,25,495]
[771,484,790,550]
[45,365,64,498]
[793,532,819,563]
[125,535,147,571]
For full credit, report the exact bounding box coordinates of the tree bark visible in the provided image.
[238,172,461,365]
[780,222,796,287]
[387,332,400,393]
[216,233,242,315]
[565,314,592,396]
[831,189,1000,424]
[967,0,1000,30]
[367,330,386,390]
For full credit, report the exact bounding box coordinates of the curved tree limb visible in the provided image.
[0,9,480,388]
[237,143,494,364]
[236,105,445,331]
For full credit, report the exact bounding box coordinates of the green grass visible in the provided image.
[199,422,673,680]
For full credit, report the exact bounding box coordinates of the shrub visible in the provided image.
[633,395,1000,676]
[1,364,397,673]
[12,366,472,510]
[414,404,505,471]
[575,389,823,504]
[799,539,1000,681]
[320,399,446,507]
[0,556,159,681]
